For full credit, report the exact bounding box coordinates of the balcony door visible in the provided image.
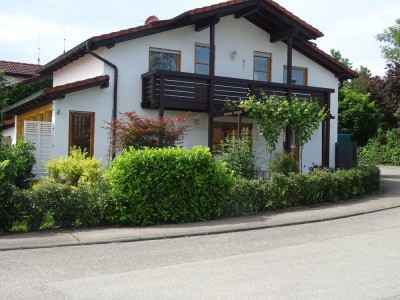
[69,111,95,157]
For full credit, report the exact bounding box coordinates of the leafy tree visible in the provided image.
[367,62,400,128]
[0,77,52,112]
[376,18,400,62]
[330,49,353,69]
[0,70,7,89]
[338,89,381,146]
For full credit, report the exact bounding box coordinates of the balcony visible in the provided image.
[141,70,334,114]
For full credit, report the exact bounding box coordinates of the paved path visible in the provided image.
[1,166,399,251]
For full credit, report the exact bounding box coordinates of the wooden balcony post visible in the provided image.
[208,22,216,148]
[158,74,165,118]
[284,36,293,153]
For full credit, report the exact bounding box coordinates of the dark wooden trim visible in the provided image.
[234,4,259,19]
[270,27,298,43]
[141,70,334,93]
[195,15,220,32]
[208,23,216,148]
[159,74,165,117]
[284,36,293,152]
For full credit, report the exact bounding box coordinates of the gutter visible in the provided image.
[85,41,118,158]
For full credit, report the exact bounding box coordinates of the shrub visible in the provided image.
[107,146,234,226]
[0,135,35,188]
[358,129,400,165]
[218,128,261,179]
[224,178,266,216]
[105,111,191,154]
[268,152,298,175]
[24,180,109,228]
[45,147,102,186]
[0,161,20,232]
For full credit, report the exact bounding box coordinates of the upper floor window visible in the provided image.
[195,44,210,75]
[253,51,271,81]
[283,66,308,86]
[149,48,181,71]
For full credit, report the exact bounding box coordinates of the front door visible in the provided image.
[69,111,95,157]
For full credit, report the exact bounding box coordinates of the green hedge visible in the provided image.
[228,166,380,216]
[107,146,234,225]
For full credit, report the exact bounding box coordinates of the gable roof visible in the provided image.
[1,75,109,116]
[38,0,357,80]
[0,60,40,77]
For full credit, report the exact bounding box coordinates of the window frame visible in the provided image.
[253,51,272,82]
[283,66,308,86]
[68,111,95,157]
[194,43,210,75]
[149,47,181,72]
[213,121,253,150]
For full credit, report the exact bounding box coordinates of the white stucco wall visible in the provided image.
[48,15,339,169]
[1,125,16,145]
[53,49,106,86]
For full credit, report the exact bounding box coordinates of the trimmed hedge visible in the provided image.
[107,146,234,225]
[228,166,380,216]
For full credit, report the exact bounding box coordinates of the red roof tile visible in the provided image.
[0,60,40,77]
[46,75,109,94]
[187,0,323,37]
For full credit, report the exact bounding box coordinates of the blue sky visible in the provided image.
[0,0,397,76]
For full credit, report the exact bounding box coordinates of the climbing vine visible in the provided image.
[227,93,327,153]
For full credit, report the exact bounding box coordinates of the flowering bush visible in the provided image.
[105,111,191,154]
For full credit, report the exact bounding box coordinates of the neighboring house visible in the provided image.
[0,60,39,84]
[1,0,357,176]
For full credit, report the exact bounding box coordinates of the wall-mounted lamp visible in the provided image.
[231,50,238,60]
[56,110,61,115]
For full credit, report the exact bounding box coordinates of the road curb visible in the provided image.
[2,202,400,252]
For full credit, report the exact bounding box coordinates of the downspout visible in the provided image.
[85,41,118,158]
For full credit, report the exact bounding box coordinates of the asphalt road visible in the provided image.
[2,207,400,299]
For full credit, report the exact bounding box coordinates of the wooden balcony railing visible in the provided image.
[141,70,334,113]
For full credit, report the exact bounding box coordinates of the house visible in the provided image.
[0,60,40,84]
[0,0,357,176]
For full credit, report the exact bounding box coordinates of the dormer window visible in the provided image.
[149,48,181,71]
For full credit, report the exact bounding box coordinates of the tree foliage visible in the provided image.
[237,93,326,152]
[367,62,400,128]
[376,18,400,62]
[0,77,52,112]
[105,111,192,154]
[338,89,381,146]
[330,49,353,69]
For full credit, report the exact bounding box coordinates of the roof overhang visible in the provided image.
[1,75,109,116]
[38,0,324,75]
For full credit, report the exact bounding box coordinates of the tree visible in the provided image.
[376,18,400,62]
[0,77,52,112]
[0,70,7,89]
[330,49,353,69]
[368,62,400,128]
[338,89,381,146]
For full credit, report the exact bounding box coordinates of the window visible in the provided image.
[254,51,271,81]
[149,48,180,71]
[283,66,308,86]
[195,44,210,75]
[213,122,253,149]
[69,111,95,157]
[16,103,52,138]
